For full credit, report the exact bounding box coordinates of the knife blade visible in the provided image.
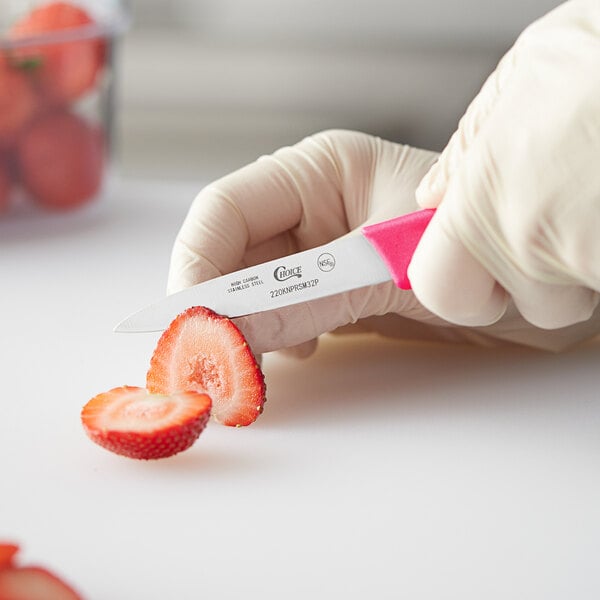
[114,208,435,333]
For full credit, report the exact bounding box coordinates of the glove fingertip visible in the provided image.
[409,216,508,326]
[166,269,200,296]
[415,165,445,209]
[513,286,600,331]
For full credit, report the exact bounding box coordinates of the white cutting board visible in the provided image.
[1,177,599,600]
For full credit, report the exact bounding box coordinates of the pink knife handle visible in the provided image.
[362,208,436,290]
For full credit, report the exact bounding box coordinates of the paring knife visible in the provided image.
[114,208,435,333]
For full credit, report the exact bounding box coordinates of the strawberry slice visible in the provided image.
[146,306,266,427]
[81,386,212,460]
[8,1,105,105]
[0,543,19,570]
[0,566,82,600]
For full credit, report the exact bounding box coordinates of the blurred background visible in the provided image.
[117,0,562,182]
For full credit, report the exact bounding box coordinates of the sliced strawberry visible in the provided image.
[8,1,105,105]
[0,566,82,600]
[81,386,212,460]
[0,543,19,570]
[146,306,266,427]
[0,57,38,144]
[16,110,104,210]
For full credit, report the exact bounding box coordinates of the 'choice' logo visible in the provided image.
[274,265,302,282]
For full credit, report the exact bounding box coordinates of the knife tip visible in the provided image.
[113,316,142,333]
[113,320,132,333]
[113,318,164,334]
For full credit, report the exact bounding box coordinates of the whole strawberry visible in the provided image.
[8,1,105,105]
[0,159,12,215]
[16,110,104,210]
[0,57,38,146]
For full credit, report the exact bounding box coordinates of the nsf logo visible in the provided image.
[317,252,336,272]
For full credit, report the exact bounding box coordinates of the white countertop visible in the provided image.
[1,177,600,599]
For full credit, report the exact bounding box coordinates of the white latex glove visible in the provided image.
[168,130,600,356]
[411,0,600,333]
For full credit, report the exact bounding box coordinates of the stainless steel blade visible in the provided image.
[114,234,392,333]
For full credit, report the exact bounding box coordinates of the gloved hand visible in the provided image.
[410,0,600,333]
[168,130,600,356]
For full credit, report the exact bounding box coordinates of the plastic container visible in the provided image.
[0,0,130,214]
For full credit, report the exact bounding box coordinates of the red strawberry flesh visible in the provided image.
[0,566,83,600]
[81,386,211,460]
[146,306,266,427]
[0,543,19,570]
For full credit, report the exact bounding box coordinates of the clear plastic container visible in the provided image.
[0,1,130,214]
